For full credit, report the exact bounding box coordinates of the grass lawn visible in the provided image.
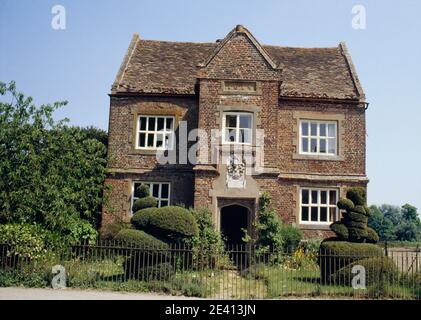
[248,265,416,299]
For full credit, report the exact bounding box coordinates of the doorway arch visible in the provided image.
[220,204,250,245]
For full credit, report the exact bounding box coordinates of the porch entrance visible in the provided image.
[220,205,249,246]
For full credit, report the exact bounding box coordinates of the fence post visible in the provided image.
[384,241,388,256]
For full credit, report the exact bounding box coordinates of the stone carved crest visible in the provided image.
[226,154,246,188]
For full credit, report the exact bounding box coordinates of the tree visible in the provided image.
[395,222,420,242]
[380,204,402,225]
[368,205,395,241]
[0,81,107,243]
[401,204,421,226]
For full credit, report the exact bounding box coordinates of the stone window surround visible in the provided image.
[216,105,261,146]
[298,187,339,225]
[293,184,347,230]
[129,109,183,155]
[292,111,345,161]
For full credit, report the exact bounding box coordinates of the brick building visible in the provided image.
[102,25,368,242]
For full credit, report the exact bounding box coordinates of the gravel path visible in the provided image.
[0,287,200,300]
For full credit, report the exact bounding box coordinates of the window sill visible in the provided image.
[293,154,344,161]
[298,224,331,231]
[129,148,172,155]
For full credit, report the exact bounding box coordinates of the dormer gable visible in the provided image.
[197,25,282,81]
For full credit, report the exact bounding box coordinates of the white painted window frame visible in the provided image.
[299,187,339,225]
[221,112,253,145]
[135,115,175,150]
[131,181,171,215]
[299,120,337,156]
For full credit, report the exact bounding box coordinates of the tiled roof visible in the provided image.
[112,32,364,100]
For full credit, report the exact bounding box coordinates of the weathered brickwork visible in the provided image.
[102,25,368,240]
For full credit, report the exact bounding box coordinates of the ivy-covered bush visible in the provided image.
[0,81,106,243]
[0,224,47,260]
[131,206,198,243]
[318,240,384,283]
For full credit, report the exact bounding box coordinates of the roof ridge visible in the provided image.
[139,39,216,45]
[263,44,338,50]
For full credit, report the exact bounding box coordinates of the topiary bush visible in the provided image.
[132,184,157,213]
[114,229,168,248]
[131,206,198,243]
[318,240,384,284]
[100,221,132,241]
[366,227,380,244]
[329,187,379,243]
[330,256,399,287]
[132,197,157,212]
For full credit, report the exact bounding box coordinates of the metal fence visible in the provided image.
[0,241,419,299]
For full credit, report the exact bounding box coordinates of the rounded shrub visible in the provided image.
[100,221,131,241]
[131,206,198,242]
[366,227,380,244]
[346,187,366,206]
[330,256,399,286]
[337,198,355,211]
[132,196,157,212]
[318,240,383,284]
[114,229,168,248]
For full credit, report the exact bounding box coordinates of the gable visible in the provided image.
[198,26,280,81]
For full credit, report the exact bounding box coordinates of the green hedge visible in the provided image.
[114,229,168,248]
[318,240,384,283]
[330,256,399,286]
[131,206,198,242]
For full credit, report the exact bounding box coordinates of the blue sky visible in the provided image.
[1,0,420,210]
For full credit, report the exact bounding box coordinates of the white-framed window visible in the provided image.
[136,115,175,150]
[299,120,337,155]
[222,112,253,145]
[131,182,171,213]
[300,188,338,224]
